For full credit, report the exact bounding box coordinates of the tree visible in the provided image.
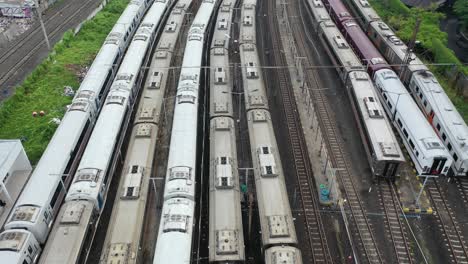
[454,0,468,30]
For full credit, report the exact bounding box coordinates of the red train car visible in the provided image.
[322,0,390,76]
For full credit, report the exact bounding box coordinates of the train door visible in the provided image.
[383,162,399,180]
[430,158,446,175]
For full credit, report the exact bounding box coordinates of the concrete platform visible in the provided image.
[395,148,433,215]
[276,9,339,206]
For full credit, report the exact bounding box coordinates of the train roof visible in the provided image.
[39,201,94,264]
[412,72,468,153]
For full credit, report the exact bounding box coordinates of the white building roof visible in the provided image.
[0,140,23,182]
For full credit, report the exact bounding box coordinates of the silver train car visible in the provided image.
[346,0,468,176]
[239,0,302,262]
[152,0,218,263]
[208,0,245,262]
[99,1,191,263]
[305,0,405,180]
[0,1,151,263]
[37,1,173,263]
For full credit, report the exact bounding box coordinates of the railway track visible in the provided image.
[456,178,468,205]
[378,181,413,264]
[0,0,99,89]
[281,0,384,263]
[258,0,332,263]
[427,180,468,264]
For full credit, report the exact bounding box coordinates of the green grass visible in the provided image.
[0,0,129,164]
[368,0,468,121]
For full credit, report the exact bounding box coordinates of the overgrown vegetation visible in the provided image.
[0,0,129,164]
[454,0,468,32]
[369,0,468,120]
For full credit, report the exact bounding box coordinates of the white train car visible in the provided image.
[208,0,245,262]
[37,1,173,263]
[305,0,404,180]
[374,69,452,175]
[98,1,191,263]
[152,0,218,263]
[0,1,151,263]
[346,0,468,176]
[239,0,302,262]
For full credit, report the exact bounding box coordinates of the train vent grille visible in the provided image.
[313,0,323,8]
[244,4,254,9]
[271,249,297,264]
[122,165,143,199]
[149,71,163,89]
[177,94,196,104]
[216,156,234,189]
[246,62,259,78]
[106,243,130,264]
[169,166,192,183]
[379,142,400,157]
[74,90,95,100]
[363,96,383,118]
[268,215,290,238]
[214,102,229,114]
[68,101,89,112]
[248,95,266,107]
[155,50,168,59]
[139,107,156,120]
[214,117,231,130]
[221,6,231,12]
[423,140,443,150]
[218,19,228,30]
[136,124,152,137]
[214,47,225,55]
[60,203,85,225]
[11,206,40,223]
[165,21,177,32]
[243,16,253,26]
[75,169,100,183]
[216,230,239,255]
[215,67,227,83]
[242,43,255,51]
[251,110,269,122]
[214,39,226,47]
[0,232,27,251]
[333,36,348,49]
[359,0,370,7]
[242,34,254,43]
[163,214,188,233]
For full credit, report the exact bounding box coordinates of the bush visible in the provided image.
[0,0,129,164]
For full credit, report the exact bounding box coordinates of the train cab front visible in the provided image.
[424,157,451,176]
[0,229,41,264]
[4,205,51,244]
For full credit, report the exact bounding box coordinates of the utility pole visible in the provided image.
[34,1,51,50]
[400,18,421,82]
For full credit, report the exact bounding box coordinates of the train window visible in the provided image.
[415,86,419,92]
[409,140,415,149]
[423,100,427,107]
[403,129,408,138]
[397,119,402,128]
[416,151,419,157]
[419,93,423,99]
[220,157,227,164]
[50,184,63,208]
[448,143,452,151]
[131,166,138,173]
[383,93,388,100]
[454,153,458,162]
[436,123,441,131]
[442,133,447,141]
[368,97,375,102]
[28,246,32,254]
[387,102,392,109]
